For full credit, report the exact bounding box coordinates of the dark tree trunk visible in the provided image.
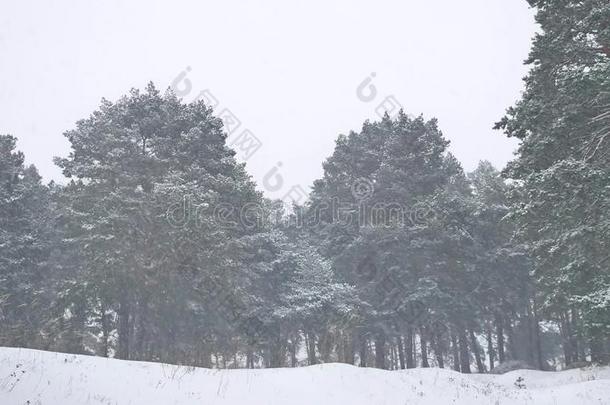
[67,304,86,354]
[290,340,297,367]
[270,343,284,368]
[306,332,317,365]
[450,332,461,371]
[246,349,254,368]
[430,330,444,368]
[531,298,544,369]
[458,329,471,373]
[487,327,495,371]
[559,312,573,366]
[505,317,516,361]
[571,309,586,362]
[134,296,148,360]
[200,346,212,368]
[405,328,415,368]
[559,312,567,362]
[117,297,130,360]
[100,303,110,358]
[397,336,406,369]
[319,331,333,363]
[469,329,485,373]
[344,333,355,364]
[420,327,429,367]
[358,334,367,367]
[375,333,386,369]
[525,303,535,366]
[495,313,505,363]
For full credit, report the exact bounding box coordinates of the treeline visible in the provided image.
[0,0,609,371]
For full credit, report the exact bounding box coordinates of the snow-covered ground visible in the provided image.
[1,347,609,405]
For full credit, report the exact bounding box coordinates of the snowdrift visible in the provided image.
[1,347,609,405]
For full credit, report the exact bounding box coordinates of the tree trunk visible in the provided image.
[67,304,86,354]
[319,331,332,363]
[100,303,110,358]
[458,329,471,373]
[450,332,461,371]
[271,345,284,368]
[199,346,212,368]
[469,329,485,373]
[405,328,415,368]
[246,349,254,368]
[420,327,429,367]
[430,329,444,368]
[487,327,495,371]
[397,336,406,369]
[559,312,573,366]
[524,302,535,366]
[495,313,505,363]
[358,334,367,367]
[117,297,130,360]
[375,333,386,369]
[505,317,515,361]
[290,340,297,367]
[134,296,148,360]
[344,333,355,364]
[531,298,544,369]
[306,332,317,365]
[571,309,586,362]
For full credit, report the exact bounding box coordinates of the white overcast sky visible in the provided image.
[0,0,537,199]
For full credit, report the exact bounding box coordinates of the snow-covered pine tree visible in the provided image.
[495,0,610,365]
[53,83,264,363]
[0,135,51,347]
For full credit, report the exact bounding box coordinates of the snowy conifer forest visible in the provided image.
[0,0,609,404]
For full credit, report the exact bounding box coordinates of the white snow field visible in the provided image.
[1,347,609,405]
